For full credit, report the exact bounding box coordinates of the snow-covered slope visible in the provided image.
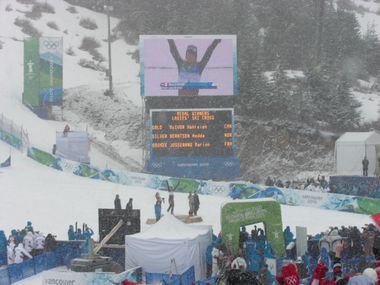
[352,0,380,36]
[0,139,372,241]
[0,0,142,170]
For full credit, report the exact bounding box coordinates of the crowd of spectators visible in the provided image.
[207,223,380,285]
[67,223,94,241]
[0,221,57,266]
[265,175,330,193]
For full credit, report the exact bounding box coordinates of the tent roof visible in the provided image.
[127,214,210,240]
[336,132,380,144]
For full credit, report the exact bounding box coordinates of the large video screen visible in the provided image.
[150,109,234,157]
[141,35,237,97]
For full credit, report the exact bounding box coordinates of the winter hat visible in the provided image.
[363,268,378,283]
[276,263,300,285]
[348,275,375,285]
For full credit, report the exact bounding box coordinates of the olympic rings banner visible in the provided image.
[23,37,63,107]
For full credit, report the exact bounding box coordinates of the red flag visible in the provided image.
[371,213,380,230]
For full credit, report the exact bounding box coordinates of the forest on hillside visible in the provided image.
[65,0,380,180]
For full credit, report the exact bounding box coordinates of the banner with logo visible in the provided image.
[56,131,90,163]
[23,37,63,108]
[23,37,40,107]
[27,146,380,215]
[39,37,63,105]
[42,267,142,285]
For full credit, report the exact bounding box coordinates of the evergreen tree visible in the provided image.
[362,25,380,77]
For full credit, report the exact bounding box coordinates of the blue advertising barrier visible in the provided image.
[0,129,22,150]
[0,267,10,285]
[7,264,23,284]
[34,253,47,274]
[45,251,59,269]
[21,259,35,279]
[146,266,195,285]
[0,241,83,284]
[147,156,240,180]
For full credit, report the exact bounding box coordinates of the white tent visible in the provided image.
[335,131,380,176]
[125,214,212,281]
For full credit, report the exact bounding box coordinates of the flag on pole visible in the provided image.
[371,212,380,230]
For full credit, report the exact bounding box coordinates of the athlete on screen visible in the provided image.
[167,39,221,96]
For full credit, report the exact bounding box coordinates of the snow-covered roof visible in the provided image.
[336,131,380,144]
[127,214,209,240]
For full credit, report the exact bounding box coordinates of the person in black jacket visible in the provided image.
[126,198,133,214]
[114,194,121,210]
[166,181,180,215]
[44,234,57,252]
[193,191,200,216]
[363,156,369,176]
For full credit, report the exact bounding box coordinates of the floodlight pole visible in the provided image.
[105,0,113,97]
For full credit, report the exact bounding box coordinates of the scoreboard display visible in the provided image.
[150,109,234,157]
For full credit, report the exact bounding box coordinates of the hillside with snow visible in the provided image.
[0,0,142,171]
[2,0,380,181]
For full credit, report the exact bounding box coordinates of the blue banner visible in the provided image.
[147,156,240,180]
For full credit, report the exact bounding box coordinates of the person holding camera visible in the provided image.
[44,233,57,252]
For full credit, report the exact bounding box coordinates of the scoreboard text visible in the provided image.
[150,109,234,157]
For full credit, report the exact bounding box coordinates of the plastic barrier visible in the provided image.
[21,259,34,279]
[34,253,47,274]
[146,266,195,285]
[0,114,28,151]
[0,241,82,284]
[7,264,23,284]
[0,267,10,285]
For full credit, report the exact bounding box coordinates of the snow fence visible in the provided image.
[0,114,29,151]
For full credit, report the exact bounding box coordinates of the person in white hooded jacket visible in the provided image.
[14,243,32,264]
[33,232,45,255]
[7,241,15,265]
[23,231,34,254]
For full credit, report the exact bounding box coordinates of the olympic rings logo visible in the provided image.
[43,40,60,49]
[152,162,162,168]
[224,161,234,167]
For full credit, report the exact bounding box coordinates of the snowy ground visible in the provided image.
[0,138,373,284]
[352,0,380,36]
[353,90,380,124]
[0,139,372,240]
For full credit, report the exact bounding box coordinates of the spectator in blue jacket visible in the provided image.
[0,230,7,266]
[68,225,75,241]
[75,229,84,240]
[25,221,34,233]
[83,224,94,240]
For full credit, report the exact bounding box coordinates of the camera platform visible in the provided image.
[146,214,203,224]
